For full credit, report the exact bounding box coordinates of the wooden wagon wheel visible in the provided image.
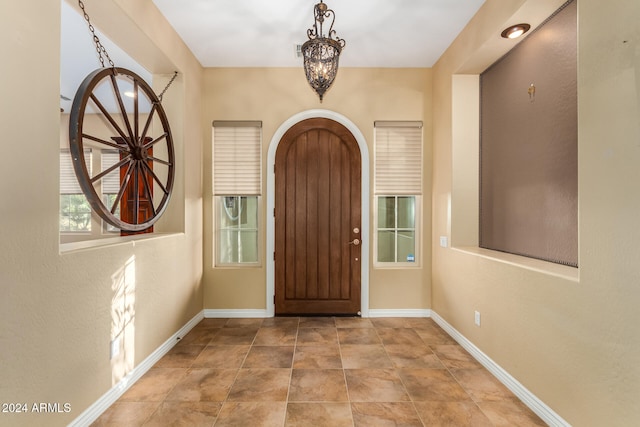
[68,67,175,232]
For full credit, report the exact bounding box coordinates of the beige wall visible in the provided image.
[433,0,640,425]
[202,67,432,311]
[0,1,203,426]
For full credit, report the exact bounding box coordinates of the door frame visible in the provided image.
[266,109,370,317]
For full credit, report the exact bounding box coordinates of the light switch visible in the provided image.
[439,236,448,248]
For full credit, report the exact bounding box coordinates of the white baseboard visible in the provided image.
[368,309,432,318]
[68,310,204,427]
[204,309,270,318]
[430,311,570,427]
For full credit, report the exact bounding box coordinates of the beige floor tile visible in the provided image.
[191,345,249,369]
[351,402,423,427]
[298,317,336,328]
[154,345,205,368]
[215,402,287,427]
[91,401,160,426]
[289,369,348,402]
[165,368,237,402]
[340,344,394,369]
[296,327,338,346]
[451,368,518,402]
[227,369,291,402]
[399,368,471,402]
[142,401,221,427]
[224,318,264,328]
[337,327,381,344]
[253,326,298,346]
[414,401,494,426]
[478,400,548,426]
[432,344,483,369]
[119,368,187,402]
[242,346,294,368]
[285,403,353,427]
[370,317,414,328]
[293,345,343,369]
[384,343,445,369]
[376,327,424,345]
[209,327,258,345]
[178,327,219,346]
[335,317,374,328]
[344,369,410,402]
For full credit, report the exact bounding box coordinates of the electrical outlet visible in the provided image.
[439,236,448,247]
[474,311,481,327]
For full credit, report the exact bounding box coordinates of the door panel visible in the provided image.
[275,118,361,315]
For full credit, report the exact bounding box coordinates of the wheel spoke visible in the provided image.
[90,155,132,184]
[147,156,172,167]
[142,133,168,150]
[141,160,169,195]
[139,103,159,144]
[89,93,134,149]
[134,81,139,142]
[133,162,140,225]
[111,161,134,215]
[140,163,157,217]
[110,73,136,147]
[82,133,129,151]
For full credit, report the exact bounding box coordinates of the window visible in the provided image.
[374,121,423,265]
[213,121,262,266]
[479,0,577,267]
[60,149,92,232]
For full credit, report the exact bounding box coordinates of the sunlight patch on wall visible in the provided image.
[110,255,136,385]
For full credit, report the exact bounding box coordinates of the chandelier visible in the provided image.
[301,0,346,102]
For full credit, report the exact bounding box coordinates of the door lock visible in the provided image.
[348,238,360,246]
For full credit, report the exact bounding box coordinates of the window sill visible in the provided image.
[451,246,579,282]
[59,232,183,254]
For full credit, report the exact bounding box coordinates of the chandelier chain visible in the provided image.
[78,0,115,68]
[158,71,179,103]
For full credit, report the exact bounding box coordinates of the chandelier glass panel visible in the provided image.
[301,0,346,102]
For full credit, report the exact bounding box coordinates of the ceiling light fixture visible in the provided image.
[501,23,531,39]
[301,0,346,102]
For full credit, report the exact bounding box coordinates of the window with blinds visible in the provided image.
[213,121,262,196]
[212,121,262,266]
[374,121,423,265]
[374,121,423,195]
[59,149,92,232]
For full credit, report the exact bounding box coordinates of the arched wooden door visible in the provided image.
[275,118,362,315]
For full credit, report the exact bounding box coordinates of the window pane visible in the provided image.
[397,196,415,228]
[377,196,395,228]
[397,230,416,262]
[217,196,259,265]
[377,230,395,262]
[60,194,91,232]
[239,230,258,263]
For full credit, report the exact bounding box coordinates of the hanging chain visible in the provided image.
[78,0,114,68]
[158,71,178,102]
[77,0,177,102]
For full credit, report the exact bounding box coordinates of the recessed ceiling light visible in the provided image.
[501,23,531,39]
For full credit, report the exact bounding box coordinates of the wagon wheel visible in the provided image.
[69,67,175,232]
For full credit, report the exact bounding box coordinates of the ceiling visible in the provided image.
[151,0,486,68]
[60,0,486,111]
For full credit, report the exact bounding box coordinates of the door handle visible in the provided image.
[348,238,360,246]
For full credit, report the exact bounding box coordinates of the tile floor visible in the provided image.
[92,317,546,426]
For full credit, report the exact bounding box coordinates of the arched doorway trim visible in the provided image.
[266,109,370,317]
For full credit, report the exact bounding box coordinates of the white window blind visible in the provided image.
[101,150,121,194]
[374,121,423,195]
[213,121,262,195]
[60,149,91,194]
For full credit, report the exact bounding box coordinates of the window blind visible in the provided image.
[374,121,422,195]
[101,150,121,194]
[60,149,91,194]
[213,121,262,195]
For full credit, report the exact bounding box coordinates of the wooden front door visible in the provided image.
[275,118,362,315]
